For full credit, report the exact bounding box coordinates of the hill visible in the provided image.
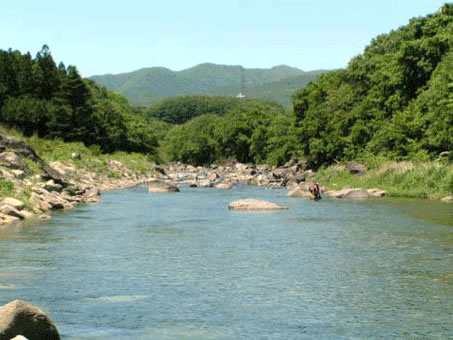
[89,63,325,107]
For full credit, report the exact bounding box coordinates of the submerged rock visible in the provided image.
[0,300,60,340]
[228,198,288,211]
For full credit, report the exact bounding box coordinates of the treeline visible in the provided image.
[0,45,159,154]
[290,4,453,167]
[159,4,452,167]
[145,96,285,124]
[160,100,291,165]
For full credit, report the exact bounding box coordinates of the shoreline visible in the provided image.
[0,133,451,226]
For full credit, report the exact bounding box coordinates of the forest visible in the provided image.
[0,4,452,168]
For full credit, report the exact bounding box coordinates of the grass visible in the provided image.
[0,178,33,210]
[315,161,453,199]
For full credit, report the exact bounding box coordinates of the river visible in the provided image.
[0,185,452,339]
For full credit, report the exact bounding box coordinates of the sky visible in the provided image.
[1,0,449,77]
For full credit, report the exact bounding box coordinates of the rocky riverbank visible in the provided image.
[153,161,388,199]
[0,134,157,225]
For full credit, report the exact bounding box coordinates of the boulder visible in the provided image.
[367,188,386,197]
[10,170,25,179]
[1,198,24,210]
[0,205,24,219]
[0,212,21,224]
[346,162,367,176]
[48,162,75,176]
[148,181,179,193]
[441,195,453,202]
[71,152,81,160]
[215,183,233,190]
[0,300,60,340]
[0,152,29,173]
[43,180,62,193]
[228,198,288,211]
[327,188,371,199]
[10,335,29,340]
[197,180,213,188]
[288,187,312,198]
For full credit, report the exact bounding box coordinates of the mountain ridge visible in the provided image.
[89,63,327,106]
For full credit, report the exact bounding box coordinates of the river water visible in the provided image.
[0,185,452,339]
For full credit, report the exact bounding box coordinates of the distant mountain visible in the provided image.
[89,63,327,107]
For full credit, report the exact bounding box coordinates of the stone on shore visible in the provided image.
[148,181,179,193]
[0,205,24,219]
[197,180,213,188]
[228,198,288,211]
[1,198,24,210]
[441,195,453,202]
[0,300,60,340]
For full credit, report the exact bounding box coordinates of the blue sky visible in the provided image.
[1,0,448,77]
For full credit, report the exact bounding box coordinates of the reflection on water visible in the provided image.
[0,185,452,339]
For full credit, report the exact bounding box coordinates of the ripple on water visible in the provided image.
[86,295,149,303]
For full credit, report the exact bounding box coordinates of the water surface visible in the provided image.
[0,185,452,339]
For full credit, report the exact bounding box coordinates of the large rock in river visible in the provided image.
[148,180,179,193]
[287,186,312,198]
[228,198,288,211]
[326,188,385,199]
[0,300,60,340]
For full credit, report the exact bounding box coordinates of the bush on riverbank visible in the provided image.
[315,160,453,198]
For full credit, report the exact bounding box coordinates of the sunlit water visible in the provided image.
[0,185,452,339]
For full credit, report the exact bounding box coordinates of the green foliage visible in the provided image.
[146,95,285,124]
[291,6,453,167]
[315,161,453,198]
[0,46,161,159]
[161,101,292,166]
[0,178,15,197]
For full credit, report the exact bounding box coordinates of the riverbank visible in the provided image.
[1,130,451,225]
[157,160,453,201]
[0,132,159,225]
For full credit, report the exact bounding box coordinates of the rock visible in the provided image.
[0,205,24,219]
[215,183,233,190]
[327,188,371,199]
[197,180,213,188]
[288,187,312,198]
[367,188,386,197]
[148,181,179,193]
[10,170,25,179]
[228,198,288,211]
[71,152,81,160]
[43,180,62,193]
[346,162,367,176]
[0,152,30,173]
[0,300,60,340]
[1,198,24,210]
[19,210,35,220]
[154,165,166,175]
[441,195,453,202]
[0,212,21,224]
[10,335,29,340]
[48,162,75,176]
